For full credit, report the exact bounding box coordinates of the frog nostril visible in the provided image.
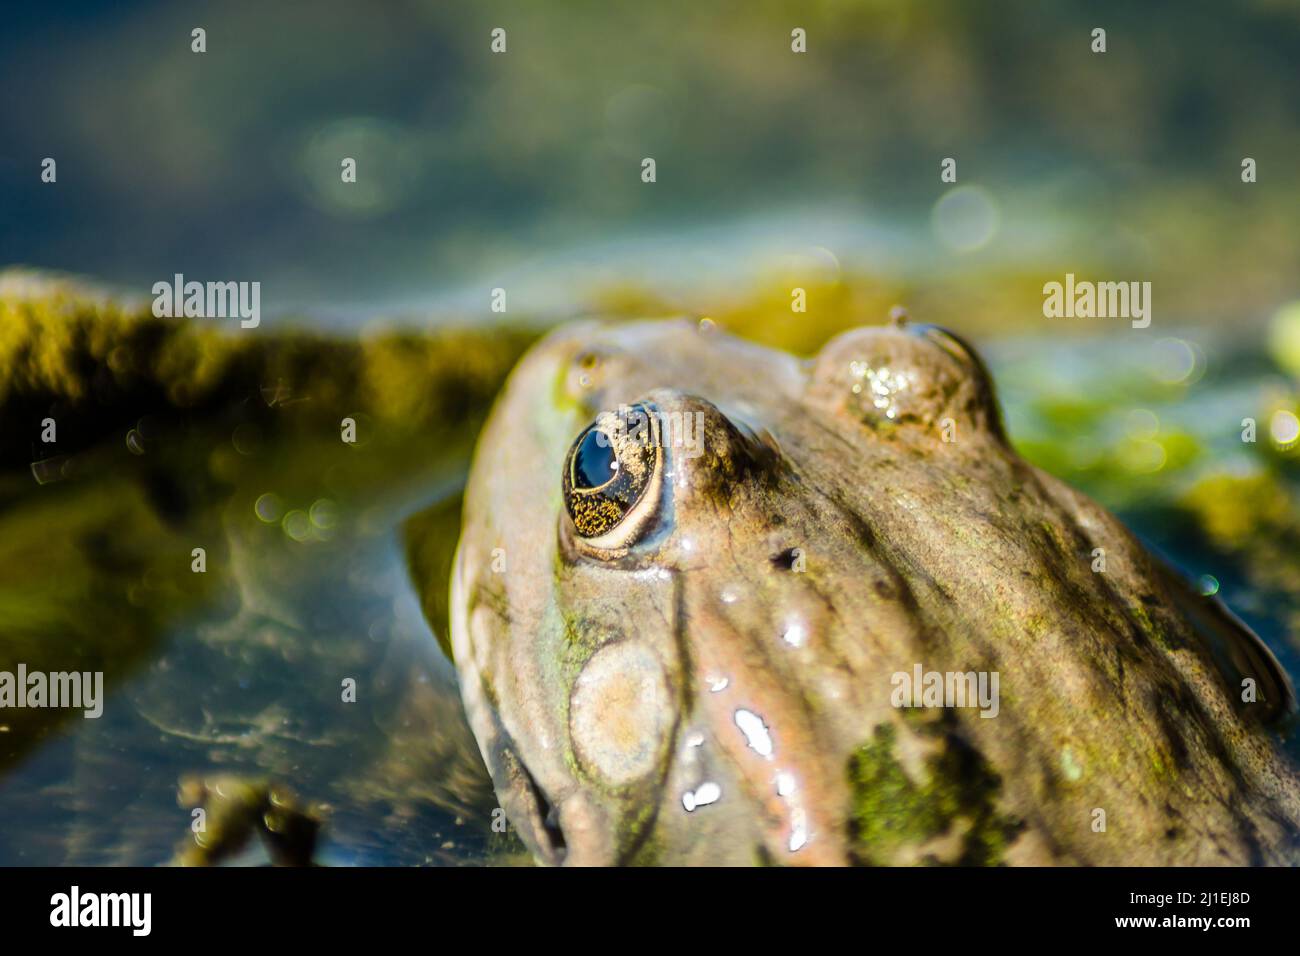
[771,548,800,571]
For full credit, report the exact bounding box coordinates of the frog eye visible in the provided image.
[562,403,663,550]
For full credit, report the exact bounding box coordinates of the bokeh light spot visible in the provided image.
[1148,337,1201,385]
[1126,408,1160,441]
[932,186,999,252]
[1267,301,1300,378]
[255,493,285,524]
[1269,409,1300,449]
[282,510,312,542]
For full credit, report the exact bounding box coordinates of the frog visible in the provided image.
[441,313,1300,866]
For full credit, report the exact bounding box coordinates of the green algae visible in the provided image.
[847,723,1022,865]
[0,286,536,471]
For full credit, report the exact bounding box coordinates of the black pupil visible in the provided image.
[573,429,617,489]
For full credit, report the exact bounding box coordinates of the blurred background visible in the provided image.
[1,0,1300,865]
[3,0,1300,326]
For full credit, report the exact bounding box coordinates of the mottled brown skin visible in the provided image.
[444,316,1300,866]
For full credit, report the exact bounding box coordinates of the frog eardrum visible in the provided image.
[561,402,662,549]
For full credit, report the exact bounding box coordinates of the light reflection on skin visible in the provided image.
[682,781,721,812]
[730,710,809,852]
[774,773,809,851]
[734,708,772,757]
